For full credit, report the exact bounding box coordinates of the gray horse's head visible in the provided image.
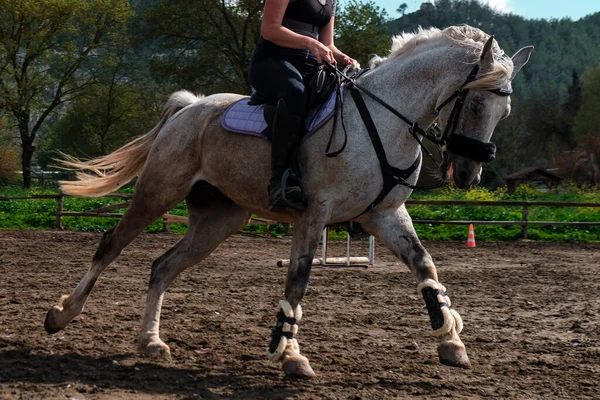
[437,36,533,188]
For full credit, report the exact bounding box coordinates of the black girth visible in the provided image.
[350,87,421,217]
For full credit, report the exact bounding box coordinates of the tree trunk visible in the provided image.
[21,140,36,188]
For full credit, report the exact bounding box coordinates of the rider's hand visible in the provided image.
[341,55,356,68]
[306,39,334,64]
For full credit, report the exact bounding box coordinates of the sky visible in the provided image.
[374,0,600,20]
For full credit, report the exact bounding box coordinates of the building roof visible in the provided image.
[504,167,563,181]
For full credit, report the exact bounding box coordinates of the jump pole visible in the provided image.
[320,227,374,268]
[276,227,375,268]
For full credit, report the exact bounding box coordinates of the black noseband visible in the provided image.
[434,64,510,164]
[446,134,496,163]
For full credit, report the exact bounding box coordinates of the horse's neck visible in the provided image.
[355,45,464,159]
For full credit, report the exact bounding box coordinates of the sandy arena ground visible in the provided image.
[0,230,599,399]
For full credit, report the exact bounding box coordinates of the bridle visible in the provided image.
[324,61,512,215]
[428,64,512,163]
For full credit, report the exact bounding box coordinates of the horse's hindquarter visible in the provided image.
[143,93,273,210]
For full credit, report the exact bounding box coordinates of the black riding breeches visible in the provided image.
[249,57,316,118]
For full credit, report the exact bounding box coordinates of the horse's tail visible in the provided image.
[58,90,203,197]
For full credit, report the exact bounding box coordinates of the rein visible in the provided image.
[324,61,512,215]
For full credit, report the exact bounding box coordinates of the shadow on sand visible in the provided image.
[0,344,301,399]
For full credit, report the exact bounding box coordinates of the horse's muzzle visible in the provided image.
[452,156,481,189]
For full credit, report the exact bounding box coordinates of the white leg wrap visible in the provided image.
[450,309,463,335]
[417,279,446,296]
[418,279,463,337]
[266,300,302,362]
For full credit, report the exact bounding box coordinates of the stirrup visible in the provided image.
[280,169,306,211]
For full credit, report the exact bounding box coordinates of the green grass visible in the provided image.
[1,182,599,241]
[406,183,600,241]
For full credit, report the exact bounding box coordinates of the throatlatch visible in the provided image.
[267,300,302,361]
[417,279,463,337]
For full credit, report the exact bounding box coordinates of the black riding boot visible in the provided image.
[268,99,306,211]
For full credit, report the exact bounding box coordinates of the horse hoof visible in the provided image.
[438,341,472,369]
[44,306,64,334]
[281,355,316,379]
[139,340,172,362]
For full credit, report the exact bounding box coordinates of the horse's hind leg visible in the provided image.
[138,182,250,360]
[360,205,472,369]
[44,172,191,334]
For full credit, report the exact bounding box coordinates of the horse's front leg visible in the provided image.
[360,205,472,369]
[266,209,327,379]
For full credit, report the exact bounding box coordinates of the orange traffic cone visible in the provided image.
[467,224,476,247]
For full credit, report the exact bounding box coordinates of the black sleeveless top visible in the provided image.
[284,0,335,28]
[252,0,336,65]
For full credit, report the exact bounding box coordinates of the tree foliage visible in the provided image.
[335,0,391,67]
[141,0,264,95]
[573,65,600,141]
[39,83,158,167]
[0,0,133,186]
[38,32,161,167]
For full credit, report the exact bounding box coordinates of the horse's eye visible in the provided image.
[469,101,484,115]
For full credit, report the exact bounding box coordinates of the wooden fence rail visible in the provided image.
[405,200,600,239]
[0,192,276,234]
[1,194,599,239]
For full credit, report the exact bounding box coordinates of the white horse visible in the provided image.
[45,26,532,379]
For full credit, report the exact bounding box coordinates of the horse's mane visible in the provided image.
[369,25,513,90]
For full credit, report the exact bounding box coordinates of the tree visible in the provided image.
[38,41,161,166]
[41,83,158,163]
[554,69,582,149]
[143,0,263,95]
[0,0,133,187]
[335,0,391,67]
[397,3,408,16]
[573,65,600,142]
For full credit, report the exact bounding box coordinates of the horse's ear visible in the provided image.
[510,46,534,81]
[479,35,495,70]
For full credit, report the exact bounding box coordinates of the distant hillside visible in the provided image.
[387,0,600,101]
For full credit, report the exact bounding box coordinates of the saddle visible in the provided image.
[221,65,342,139]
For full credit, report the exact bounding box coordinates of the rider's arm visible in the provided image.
[318,16,357,68]
[261,0,334,64]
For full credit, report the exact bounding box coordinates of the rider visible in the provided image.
[249,0,355,211]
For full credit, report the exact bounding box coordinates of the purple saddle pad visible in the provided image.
[221,87,339,139]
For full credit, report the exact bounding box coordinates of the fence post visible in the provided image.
[162,216,170,233]
[521,204,529,240]
[55,193,64,230]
